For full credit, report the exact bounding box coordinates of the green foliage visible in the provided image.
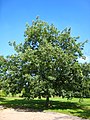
[0,56,6,90]
[0,56,6,67]
[1,17,88,106]
[80,63,90,98]
[0,90,7,97]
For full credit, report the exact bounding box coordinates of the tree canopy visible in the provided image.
[1,18,89,106]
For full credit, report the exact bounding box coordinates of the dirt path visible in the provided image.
[0,107,88,120]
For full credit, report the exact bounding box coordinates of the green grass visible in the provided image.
[0,97,90,119]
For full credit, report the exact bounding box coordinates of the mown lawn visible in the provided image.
[0,97,90,119]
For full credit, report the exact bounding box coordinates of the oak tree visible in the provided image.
[2,18,86,106]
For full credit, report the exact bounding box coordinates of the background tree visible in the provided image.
[0,56,6,90]
[80,63,90,98]
[2,18,86,106]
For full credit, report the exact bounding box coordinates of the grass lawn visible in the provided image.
[0,97,90,119]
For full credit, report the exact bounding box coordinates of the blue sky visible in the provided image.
[0,0,90,62]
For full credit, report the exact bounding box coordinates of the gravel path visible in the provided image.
[0,107,88,120]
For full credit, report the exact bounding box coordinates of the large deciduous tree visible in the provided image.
[0,56,6,67]
[2,18,86,106]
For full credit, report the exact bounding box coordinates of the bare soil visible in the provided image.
[0,106,88,120]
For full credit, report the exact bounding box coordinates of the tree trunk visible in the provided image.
[46,95,49,108]
[38,95,41,99]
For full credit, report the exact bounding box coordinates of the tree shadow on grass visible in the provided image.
[0,97,89,119]
[70,109,90,119]
[0,98,47,112]
[0,98,81,111]
[49,101,90,119]
[0,97,6,101]
[49,100,80,110]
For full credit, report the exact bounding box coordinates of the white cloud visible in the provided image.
[78,55,90,63]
